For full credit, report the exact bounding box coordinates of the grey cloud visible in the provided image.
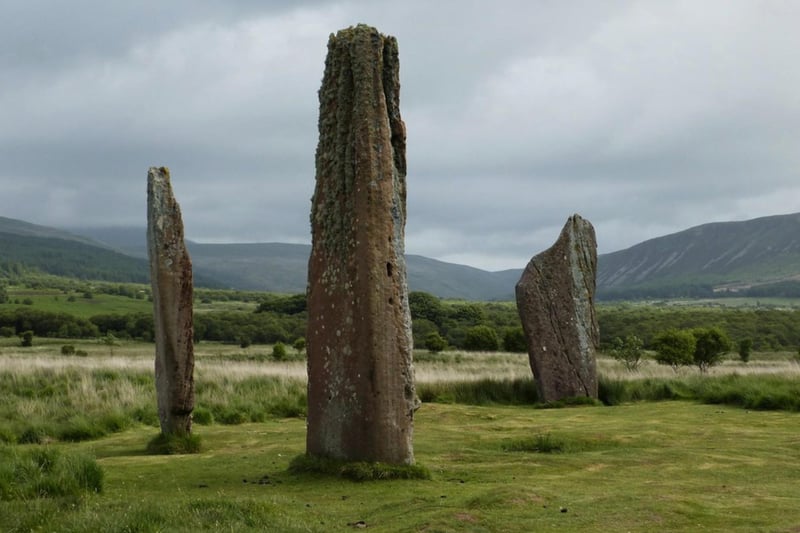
[2,0,799,271]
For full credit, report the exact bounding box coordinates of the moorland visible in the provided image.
[3,271,800,531]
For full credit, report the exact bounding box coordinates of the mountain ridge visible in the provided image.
[4,213,800,300]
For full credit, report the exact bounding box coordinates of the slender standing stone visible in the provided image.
[147,166,195,435]
[515,214,599,402]
[306,25,417,464]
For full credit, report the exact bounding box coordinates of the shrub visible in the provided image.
[19,330,33,347]
[293,337,306,354]
[22,298,33,306]
[652,329,695,371]
[0,326,14,337]
[502,327,527,353]
[738,338,752,363]
[271,342,288,361]
[424,331,447,353]
[61,345,76,356]
[463,325,499,351]
[238,336,251,349]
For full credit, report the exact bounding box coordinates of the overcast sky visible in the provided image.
[2,1,799,271]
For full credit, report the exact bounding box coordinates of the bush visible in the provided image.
[19,330,33,347]
[692,327,731,372]
[61,345,76,356]
[271,342,288,361]
[738,339,752,363]
[652,329,695,370]
[424,331,447,353]
[463,325,499,351]
[0,326,14,337]
[293,337,306,354]
[502,327,527,353]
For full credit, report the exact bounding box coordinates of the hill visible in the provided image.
[69,226,517,299]
[15,212,800,300]
[0,218,150,283]
[596,213,800,299]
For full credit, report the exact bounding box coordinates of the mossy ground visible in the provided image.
[3,401,800,532]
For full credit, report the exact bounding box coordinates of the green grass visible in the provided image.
[288,454,431,481]
[0,445,103,501]
[4,287,150,318]
[2,402,800,531]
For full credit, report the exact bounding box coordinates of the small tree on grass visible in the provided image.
[652,329,695,371]
[272,342,288,361]
[738,338,753,364]
[101,333,118,356]
[692,327,731,373]
[608,334,645,372]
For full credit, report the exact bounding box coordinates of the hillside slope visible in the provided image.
[597,213,800,298]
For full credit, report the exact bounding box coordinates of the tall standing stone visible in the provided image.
[515,214,599,402]
[306,25,416,464]
[147,166,195,435]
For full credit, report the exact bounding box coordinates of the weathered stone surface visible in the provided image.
[147,166,195,435]
[515,214,599,402]
[306,25,417,464]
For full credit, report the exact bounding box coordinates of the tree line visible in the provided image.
[3,291,800,352]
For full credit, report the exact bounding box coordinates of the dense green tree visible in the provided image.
[424,331,447,353]
[256,293,307,315]
[0,285,8,304]
[652,329,695,371]
[692,327,731,373]
[502,327,527,353]
[463,325,499,351]
[408,291,445,327]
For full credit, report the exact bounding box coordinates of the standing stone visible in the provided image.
[306,25,417,464]
[147,166,195,435]
[515,214,599,402]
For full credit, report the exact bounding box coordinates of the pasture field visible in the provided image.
[3,344,800,531]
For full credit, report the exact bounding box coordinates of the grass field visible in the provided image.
[3,344,800,531]
[3,402,800,531]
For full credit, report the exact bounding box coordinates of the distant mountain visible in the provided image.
[0,218,150,283]
[17,212,800,300]
[68,226,518,299]
[596,213,800,299]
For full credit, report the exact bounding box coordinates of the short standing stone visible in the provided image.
[515,214,599,402]
[306,25,417,464]
[147,166,195,435]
